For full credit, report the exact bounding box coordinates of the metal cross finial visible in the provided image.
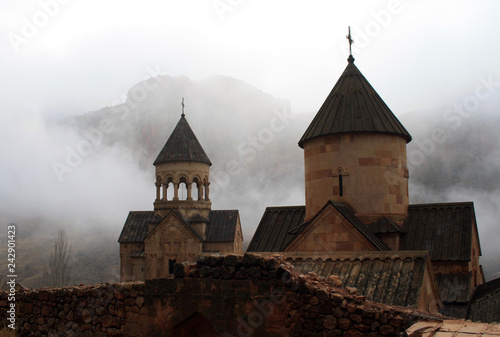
[181,97,185,117]
[346,26,354,56]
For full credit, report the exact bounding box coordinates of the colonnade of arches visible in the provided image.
[156,176,210,202]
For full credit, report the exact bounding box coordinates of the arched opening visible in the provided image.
[193,177,202,201]
[179,177,188,200]
[337,168,344,197]
[339,174,343,197]
[168,258,176,275]
[166,178,174,201]
[169,312,218,337]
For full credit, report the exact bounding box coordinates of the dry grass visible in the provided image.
[0,328,17,337]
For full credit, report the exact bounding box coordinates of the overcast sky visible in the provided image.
[2,0,499,117]
[2,0,500,263]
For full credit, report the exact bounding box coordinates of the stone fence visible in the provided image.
[0,254,446,336]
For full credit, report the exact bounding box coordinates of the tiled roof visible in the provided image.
[436,273,472,318]
[118,211,162,243]
[298,56,411,148]
[130,250,145,258]
[247,206,306,252]
[436,273,472,304]
[118,209,238,244]
[153,115,212,166]
[401,202,477,261]
[468,277,500,323]
[284,251,431,308]
[369,217,405,234]
[471,277,500,303]
[206,210,239,242]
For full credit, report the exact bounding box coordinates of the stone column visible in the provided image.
[155,182,161,201]
[186,183,193,201]
[173,183,179,201]
[163,183,168,201]
[204,182,210,201]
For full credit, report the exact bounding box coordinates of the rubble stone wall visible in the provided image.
[0,254,445,337]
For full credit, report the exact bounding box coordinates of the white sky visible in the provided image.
[1,0,499,117]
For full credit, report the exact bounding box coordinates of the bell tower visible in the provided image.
[153,99,212,221]
[299,33,412,225]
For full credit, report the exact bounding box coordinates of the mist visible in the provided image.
[2,1,500,285]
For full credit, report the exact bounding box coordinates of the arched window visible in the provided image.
[337,168,344,197]
[166,178,174,201]
[192,178,200,201]
[179,177,188,200]
[339,174,343,197]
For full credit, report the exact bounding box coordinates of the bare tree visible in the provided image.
[43,229,71,287]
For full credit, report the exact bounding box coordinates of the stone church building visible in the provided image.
[118,110,243,281]
[248,54,499,320]
[118,50,500,321]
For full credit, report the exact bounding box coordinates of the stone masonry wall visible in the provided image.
[0,282,147,336]
[0,254,446,337]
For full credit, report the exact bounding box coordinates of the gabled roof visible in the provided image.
[118,211,163,243]
[246,206,306,252]
[154,115,212,166]
[118,209,239,244]
[401,202,478,261]
[326,202,390,251]
[247,201,389,253]
[146,208,204,241]
[285,251,432,308]
[206,210,240,242]
[298,56,411,148]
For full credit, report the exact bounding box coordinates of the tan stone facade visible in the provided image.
[285,204,379,253]
[303,133,409,224]
[154,161,211,219]
[119,114,243,282]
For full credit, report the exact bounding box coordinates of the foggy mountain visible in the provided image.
[4,74,500,287]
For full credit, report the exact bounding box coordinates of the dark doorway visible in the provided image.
[169,312,218,337]
[168,259,176,274]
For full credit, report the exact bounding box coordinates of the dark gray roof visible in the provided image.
[436,273,473,304]
[471,277,500,303]
[298,56,411,148]
[286,251,431,308]
[154,115,212,166]
[118,210,238,244]
[118,211,162,243]
[401,202,477,261]
[130,250,145,258]
[206,210,240,242]
[247,201,389,252]
[468,278,500,323]
[369,217,405,234]
[246,206,306,252]
[436,273,473,319]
